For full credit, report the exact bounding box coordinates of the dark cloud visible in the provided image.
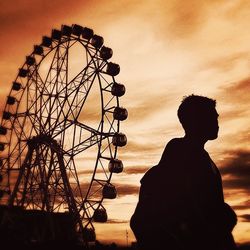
[78,165,150,175]
[232,199,250,211]
[124,166,150,175]
[225,77,250,94]
[106,219,128,224]
[223,178,250,190]
[74,180,140,198]
[240,214,250,222]
[77,169,105,176]
[220,150,250,191]
[115,183,140,197]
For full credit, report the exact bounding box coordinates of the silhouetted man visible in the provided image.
[130,95,237,250]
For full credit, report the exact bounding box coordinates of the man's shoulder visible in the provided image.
[166,137,185,151]
[140,138,185,184]
[159,137,187,162]
[140,165,160,184]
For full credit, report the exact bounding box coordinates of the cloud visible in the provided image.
[240,214,250,222]
[128,97,168,122]
[119,139,165,165]
[224,0,250,20]
[220,150,250,191]
[74,180,140,198]
[0,0,90,30]
[220,109,248,122]
[115,183,140,197]
[124,165,150,175]
[125,140,162,155]
[225,77,250,95]
[203,52,250,72]
[223,179,250,190]
[0,1,90,55]
[165,0,208,38]
[106,219,128,224]
[220,77,250,104]
[151,0,247,42]
[126,87,177,122]
[232,200,250,211]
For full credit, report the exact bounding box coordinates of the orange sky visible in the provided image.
[0,0,250,246]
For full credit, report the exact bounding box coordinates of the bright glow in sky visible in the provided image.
[0,0,250,246]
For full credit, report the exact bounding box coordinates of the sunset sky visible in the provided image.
[0,0,250,246]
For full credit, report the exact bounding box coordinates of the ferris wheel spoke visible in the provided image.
[25,70,48,119]
[59,46,106,123]
[67,133,101,157]
[8,141,27,167]
[74,121,102,136]
[67,157,85,203]
[100,137,112,156]
[9,143,34,205]
[37,59,96,134]
[41,43,70,126]
[46,41,70,91]
[39,44,61,95]
[31,41,70,132]
[48,71,97,135]
[85,179,108,202]
[98,70,113,90]
[103,111,117,133]
[34,70,47,92]
[97,157,109,180]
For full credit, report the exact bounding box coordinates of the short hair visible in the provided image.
[177,95,216,129]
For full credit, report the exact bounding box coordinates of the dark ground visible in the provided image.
[2,241,250,250]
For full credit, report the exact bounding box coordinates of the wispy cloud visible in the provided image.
[164,0,208,38]
[220,77,250,103]
[202,52,250,72]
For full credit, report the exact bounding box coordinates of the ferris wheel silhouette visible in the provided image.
[0,24,127,245]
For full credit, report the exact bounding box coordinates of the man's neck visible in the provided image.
[183,134,207,150]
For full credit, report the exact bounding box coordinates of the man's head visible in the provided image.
[177,95,219,141]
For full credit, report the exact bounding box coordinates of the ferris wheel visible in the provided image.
[0,24,127,244]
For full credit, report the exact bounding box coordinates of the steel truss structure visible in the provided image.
[0,24,127,245]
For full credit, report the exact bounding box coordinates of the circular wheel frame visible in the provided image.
[0,24,127,244]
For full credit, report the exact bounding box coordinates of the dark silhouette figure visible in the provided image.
[130,95,237,250]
